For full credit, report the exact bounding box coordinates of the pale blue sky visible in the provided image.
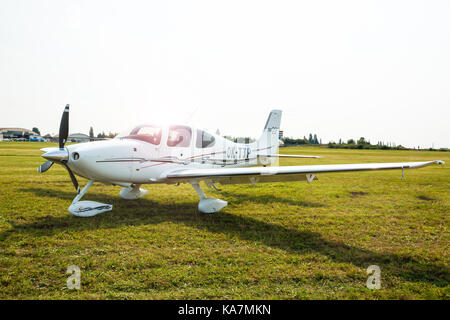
[1,0,449,148]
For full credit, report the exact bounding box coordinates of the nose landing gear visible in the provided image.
[68,180,113,217]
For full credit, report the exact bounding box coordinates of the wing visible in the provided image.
[163,160,444,185]
[258,154,321,159]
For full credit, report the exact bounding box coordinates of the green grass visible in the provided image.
[0,142,449,299]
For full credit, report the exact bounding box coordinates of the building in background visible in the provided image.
[69,133,90,143]
[52,133,91,143]
[0,128,38,140]
[0,128,107,143]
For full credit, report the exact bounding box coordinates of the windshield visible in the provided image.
[118,124,162,145]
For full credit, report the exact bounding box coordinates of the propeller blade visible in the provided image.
[37,160,53,173]
[62,162,80,193]
[59,104,70,149]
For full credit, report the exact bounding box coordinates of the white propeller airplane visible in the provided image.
[38,105,444,217]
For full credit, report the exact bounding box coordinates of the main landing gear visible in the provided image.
[191,182,228,214]
[119,184,149,200]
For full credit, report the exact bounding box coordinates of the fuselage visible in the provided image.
[66,124,271,186]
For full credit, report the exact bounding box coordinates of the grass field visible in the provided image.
[0,142,448,299]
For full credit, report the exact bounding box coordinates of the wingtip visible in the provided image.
[436,160,445,165]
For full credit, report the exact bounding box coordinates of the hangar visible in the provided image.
[0,128,38,140]
[68,133,90,143]
[53,133,91,143]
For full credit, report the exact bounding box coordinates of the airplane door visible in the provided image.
[129,125,164,182]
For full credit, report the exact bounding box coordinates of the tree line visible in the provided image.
[89,127,118,139]
[325,137,406,150]
[282,135,447,151]
[282,133,322,146]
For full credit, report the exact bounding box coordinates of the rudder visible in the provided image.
[255,110,282,165]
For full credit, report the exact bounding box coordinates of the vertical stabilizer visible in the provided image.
[255,110,282,165]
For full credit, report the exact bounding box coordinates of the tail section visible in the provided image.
[255,110,282,165]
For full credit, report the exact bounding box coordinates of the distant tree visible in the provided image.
[89,127,94,138]
[320,138,322,144]
[32,127,40,136]
[97,131,106,138]
[282,137,308,146]
[339,138,342,144]
[108,132,118,138]
[347,139,355,144]
[328,141,337,148]
[357,137,367,145]
[313,134,319,144]
[308,134,313,144]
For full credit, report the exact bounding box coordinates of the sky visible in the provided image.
[0,0,449,148]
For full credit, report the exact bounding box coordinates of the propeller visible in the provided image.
[37,104,80,193]
[59,104,69,148]
[37,160,53,173]
[62,162,80,193]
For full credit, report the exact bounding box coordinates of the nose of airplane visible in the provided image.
[65,139,136,182]
[65,141,107,172]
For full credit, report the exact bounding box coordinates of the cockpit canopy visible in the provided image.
[118,124,216,148]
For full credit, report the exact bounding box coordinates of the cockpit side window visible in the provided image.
[125,125,162,145]
[196,130,216,148]
[167,125,192,147]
